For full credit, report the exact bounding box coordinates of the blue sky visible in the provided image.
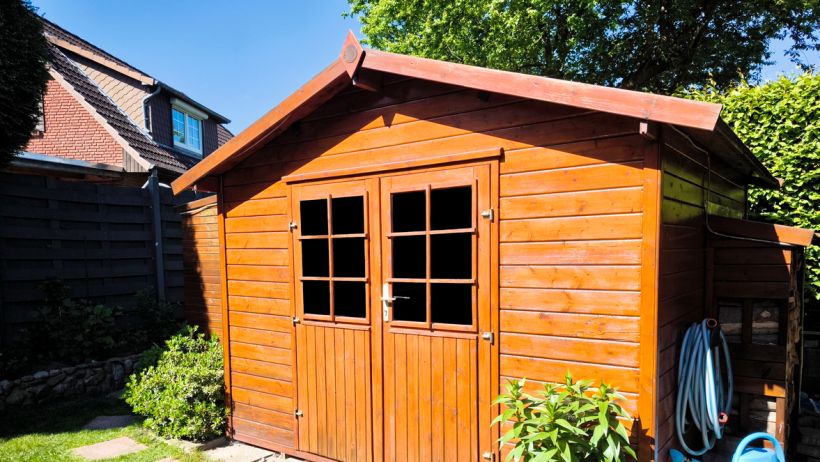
[33,0,816,133]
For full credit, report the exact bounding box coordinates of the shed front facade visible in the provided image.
[172,34,804,462]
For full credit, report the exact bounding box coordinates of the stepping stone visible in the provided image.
[72,436,147,460]
[156,459,181,462]
[83,415,137,430]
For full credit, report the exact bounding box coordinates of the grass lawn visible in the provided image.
[0,395,207,462]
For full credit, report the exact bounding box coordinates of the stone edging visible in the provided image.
[0,354,141,410]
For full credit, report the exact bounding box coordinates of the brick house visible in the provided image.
[24,18,233,184]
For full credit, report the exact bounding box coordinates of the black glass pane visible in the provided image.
[431,284,472,325]
[392,191,426,232]
[393,283,426,322]
[431,186,471,230]
[331,196,364,234]
[303,280,330,315]
[333,237,365,278]
[300,199,328,235]
[431,233,471,279]
[301,239,328,277]
[392,236,425,279]
[334,281,366,318]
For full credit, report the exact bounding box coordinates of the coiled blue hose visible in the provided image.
[675,319,733,456]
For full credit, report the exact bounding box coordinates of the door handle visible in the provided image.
[381,283,409,322]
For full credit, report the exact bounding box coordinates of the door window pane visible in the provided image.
[392,236,426,279]
[333,237,365,278]
[334,281,366,318]
[300,199,328,235]
[331,196,364,234]
[431,186,471,230]
[431,233,471,279]
[391,191,426,232]
[301,239,328,277]
[431,284,472,325]
[303,280,330,315]
[392,283,426,322]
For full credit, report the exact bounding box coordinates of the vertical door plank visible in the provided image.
[470,339,479,462]
[383,329,396,461]
[394,333,408,461]
[344,329,357,462]
[431,336,445,462]
[407,335,419,462]
[418,335,432,461]
[443,338,458,461]
[324,328,337,458]
[457,339,471,461]
[306,326,318,453]
[354,331,367,462]
[314,327,327,455]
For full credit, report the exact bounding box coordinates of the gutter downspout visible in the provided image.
[142,85,162,134]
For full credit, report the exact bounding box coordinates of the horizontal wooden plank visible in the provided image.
[229,312,291,333]
[229,296,291,316]
[230,342,292,365]
[230,326,292,349]
[225,215,290,233]
[501,135,648,174]
[500,187,643,220]
[223,181,287,203]
[500,265,641,291]
[227,265,290,283]
[500,355,639,393]
[226,249,290,266]
[500,310,639,342]
[225,198,288,218]
[231,356,293,381]
[228,280,291,299]
[233,402,293,431]
[500,240,641,265]
[231,386,292,413]
[499,288,640,316]
[232,417,294,448]
[715,248,792,265]
[232,372,293,397]
[500,214,643,242]
[225,232,289,249]
[500,332,639,367]
[501,161,644,197]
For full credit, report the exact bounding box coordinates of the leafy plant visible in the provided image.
[124,326,225,441]
[686,74,819,310]
[493,373,635,462]
[36,279,118,362]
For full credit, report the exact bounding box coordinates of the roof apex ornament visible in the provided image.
[339,30,365,78]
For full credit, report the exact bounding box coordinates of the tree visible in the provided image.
[0,0,49,168]
[346,0,819,93]
[687,74,820,306]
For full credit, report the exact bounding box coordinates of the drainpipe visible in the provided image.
[145,168,167,301]
[142,84,162,134]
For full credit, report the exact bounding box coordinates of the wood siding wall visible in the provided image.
[655,128,747,457]
[179,196,222,337]
[217,77,657,456]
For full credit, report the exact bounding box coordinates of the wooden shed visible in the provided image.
[172,33,814,462]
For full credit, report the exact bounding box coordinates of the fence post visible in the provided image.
[147,169,166,301]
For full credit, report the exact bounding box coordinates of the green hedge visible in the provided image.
[687,74,819,306]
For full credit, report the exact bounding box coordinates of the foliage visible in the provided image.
[493,374,635,462]
[36,279,118,363]
[346,0,820,93]
[122,288,183,348]
[0,0,49,168]
[124,326,226,442]
[686,74,820,305]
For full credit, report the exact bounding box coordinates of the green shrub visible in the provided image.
[37,279,118,362]
[124,326,226,441]
[493,373,635,462]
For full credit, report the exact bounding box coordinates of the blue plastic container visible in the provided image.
[731,432,785,462]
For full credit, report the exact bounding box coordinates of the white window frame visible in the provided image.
[171,98,207,156]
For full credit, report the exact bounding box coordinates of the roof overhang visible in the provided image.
[7,151,125,178]
[171,32,778,194]
[708,214,817,247]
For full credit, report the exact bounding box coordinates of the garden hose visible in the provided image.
[675,319,733,456]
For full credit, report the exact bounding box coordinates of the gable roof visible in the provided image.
[41,16,230,124]
[48,44,196,173]
[171,32,778,194]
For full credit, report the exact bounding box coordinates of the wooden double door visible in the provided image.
[291,165,493,461]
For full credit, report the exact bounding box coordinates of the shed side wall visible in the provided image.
[655,127,747,457]
[219,77,656,455]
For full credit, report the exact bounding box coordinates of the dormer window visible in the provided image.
[171,98,207,156]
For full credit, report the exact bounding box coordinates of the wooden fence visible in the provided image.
[0,172,188,347]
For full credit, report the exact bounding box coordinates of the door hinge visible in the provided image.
[288,221,297,231]
[294,409,303,417]
[481,208,494,221]
[292,316,300,325]
[482,451,495,461]
[481,331,494,344]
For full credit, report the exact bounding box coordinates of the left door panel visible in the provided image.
[292,180,374,462]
